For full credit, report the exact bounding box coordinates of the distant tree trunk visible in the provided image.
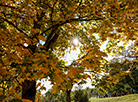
[66,89,71,102]
[22,80,36,102]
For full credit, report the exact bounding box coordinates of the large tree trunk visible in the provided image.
[22,80,36,102]
[66,89,71,102]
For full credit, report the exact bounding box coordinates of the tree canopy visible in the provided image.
[0,0,138,102]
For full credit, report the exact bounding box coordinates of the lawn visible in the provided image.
[89,94,138,102]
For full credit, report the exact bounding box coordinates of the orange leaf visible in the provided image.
[52,84,60,94]
[36,82,41,89]
[0,66,8,75]
[86,48,92,52]
[38,35,45,41]
[39,86,46,90]
[83,60,91,68]
[21,99,32,102]
[41,68,49,73]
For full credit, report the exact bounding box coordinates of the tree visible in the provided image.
[41,90,59,102]
[72,86,89,102]
[94,49,138,95]
[0,0,138,102]
[107,43,138,92]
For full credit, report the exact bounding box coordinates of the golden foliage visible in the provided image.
[21,99,32,102]
[0,0,138,101]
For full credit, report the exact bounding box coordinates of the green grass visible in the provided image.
[90,94,138,102]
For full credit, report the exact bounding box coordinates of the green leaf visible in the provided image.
[0,95,6,101]
[10,99,22,102]
[0,24,6,29]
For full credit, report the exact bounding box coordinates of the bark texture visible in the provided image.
[66,89,71,102]
[22,80,36,102]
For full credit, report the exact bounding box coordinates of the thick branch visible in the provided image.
[40,17,102,35]
[31,16,102,41]
[44,27,59,50]
[45,32,59,51]
[32,17,102,51]
[31,17,102,50]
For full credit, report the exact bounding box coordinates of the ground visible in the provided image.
[90,94,138,102]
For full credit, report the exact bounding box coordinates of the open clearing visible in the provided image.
[90,94,138,102]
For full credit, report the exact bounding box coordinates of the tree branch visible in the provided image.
[65,49,92,68]
[44,27,59,51]
[32,17,103,50]
[50,1,57,26]
[40,17,102,35]
[1,16,28,37]
[46,33,59,51]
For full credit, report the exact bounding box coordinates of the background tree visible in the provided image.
[72,86,89,102]
[41,90,59,102]
[0,0,138,102]
[41,86,91,102]
[94,46,138,95]
[106,43,138,93]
